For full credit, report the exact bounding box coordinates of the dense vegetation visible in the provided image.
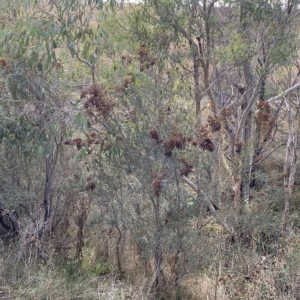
[1,0,300,299]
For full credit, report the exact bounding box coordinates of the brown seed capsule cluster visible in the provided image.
[163,133,186,157]
[195,115,222,152]
[138,43,149,61]
[0,57,7,68]
[121,54,132,65]
[87,131,100,145]
[81,84,114,119]
[199,138,215,152]
[256,100,275,141]
[85,181,96,192]
[149,127,198,156]
[120,44,156,91]
[151,173,165,196]
[179,158,193,177]
[64,131,100,152]
[137,43,156,72]
[150,127,161,143]
[64,138,85,150]
[149,127,184,154]
[190,139,198,147]
[197,126,215,152]
[207,115,221,132]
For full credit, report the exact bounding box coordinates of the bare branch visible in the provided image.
[266,82,300,104]
[182,176,197,192]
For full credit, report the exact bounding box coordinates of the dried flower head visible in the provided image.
[0,58,7,68]
[163,139,175,157]
[151,173,165,197]
[85,182,96,192]
[163,133,186,156]
[179,158,193,177]
[64,140,73,146]
[138,46,149,62]
[199,138,214,152]
[207,115,221,132]
[73,138,85,150]
[150,127,160,143]
[81,84,114,118]
[256,100,275,142]
[196,126,215,152]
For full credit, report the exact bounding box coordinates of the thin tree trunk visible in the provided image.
[41,139,61,236]
[239,1,256,206]
[282,93,300,234]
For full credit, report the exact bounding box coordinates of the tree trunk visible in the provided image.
[41,140,61,236]
[282,94,300,234]
[239,2,256,206]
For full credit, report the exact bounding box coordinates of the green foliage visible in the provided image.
[63,260,82,282]
[74,111,88,130]
[91,260,111,276]
[268,33,299,66]
[220,33,251,63]
[0,1,300,298]
[243,0,283,21]
[0,0,118,77]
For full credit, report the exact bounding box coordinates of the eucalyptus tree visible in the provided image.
[121,0,300,246]
[0,0,119,237]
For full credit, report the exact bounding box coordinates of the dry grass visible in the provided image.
[0,257,145,300]
[180,275,228,300]
[1,217,300,300]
